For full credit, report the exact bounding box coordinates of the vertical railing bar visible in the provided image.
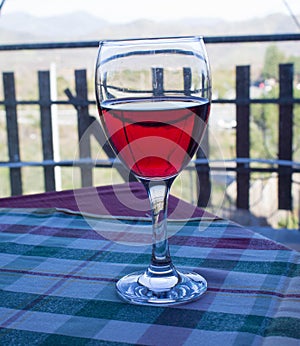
[236,65,250,209]
[38,70,56,191]
[278,63,293,210]
[75,69,93,187]
[183,67,192,96]
[152,68,164,96]
[3,72,22,195]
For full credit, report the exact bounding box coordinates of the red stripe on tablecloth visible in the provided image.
[169,235,288,250]
[0,267,116,283]
[0,223,287,250]
[208,286,300,299]
[1,267,299,299]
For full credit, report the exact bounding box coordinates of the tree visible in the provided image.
[262,45,286,80]
[287,55,300,81]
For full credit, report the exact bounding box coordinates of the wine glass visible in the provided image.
[95,36,211,306]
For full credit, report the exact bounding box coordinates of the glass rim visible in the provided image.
[99,35,204,47]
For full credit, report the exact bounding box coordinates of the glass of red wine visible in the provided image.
[95,36,211,306]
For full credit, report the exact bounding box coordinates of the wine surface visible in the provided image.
[99,96,210,179]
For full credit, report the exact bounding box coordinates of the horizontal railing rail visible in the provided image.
[1,157,300,171]
[0,33,300,51]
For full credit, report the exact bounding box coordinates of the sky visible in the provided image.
[2,0,300,23]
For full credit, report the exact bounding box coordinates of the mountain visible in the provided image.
[0,11,299,76]
[0,11,109,42]
[0,11,300,44]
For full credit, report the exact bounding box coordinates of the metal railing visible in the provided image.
[1,33,300,211]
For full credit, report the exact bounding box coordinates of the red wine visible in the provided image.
[99,97,210,179]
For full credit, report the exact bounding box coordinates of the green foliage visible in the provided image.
[56,76,70,98]
[251,84,279,159]
[251,103,278,160]
[262,45,286,79]
[251,86,300,162]
[278,212,299,229]
[252,45,300,163]
[212,69,235,98]
[286,55,300,76]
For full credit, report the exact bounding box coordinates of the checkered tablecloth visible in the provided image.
[0,207,299,345]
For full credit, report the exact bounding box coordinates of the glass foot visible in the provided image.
[116,269,207,306]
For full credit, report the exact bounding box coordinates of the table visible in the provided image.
[0,183,299,345]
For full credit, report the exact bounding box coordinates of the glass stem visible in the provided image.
[140,178,179,289]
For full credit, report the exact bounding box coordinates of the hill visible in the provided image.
[0,12,300,43]
[0,11,299,88]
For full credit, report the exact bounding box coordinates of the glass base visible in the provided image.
[116,269,207,306]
